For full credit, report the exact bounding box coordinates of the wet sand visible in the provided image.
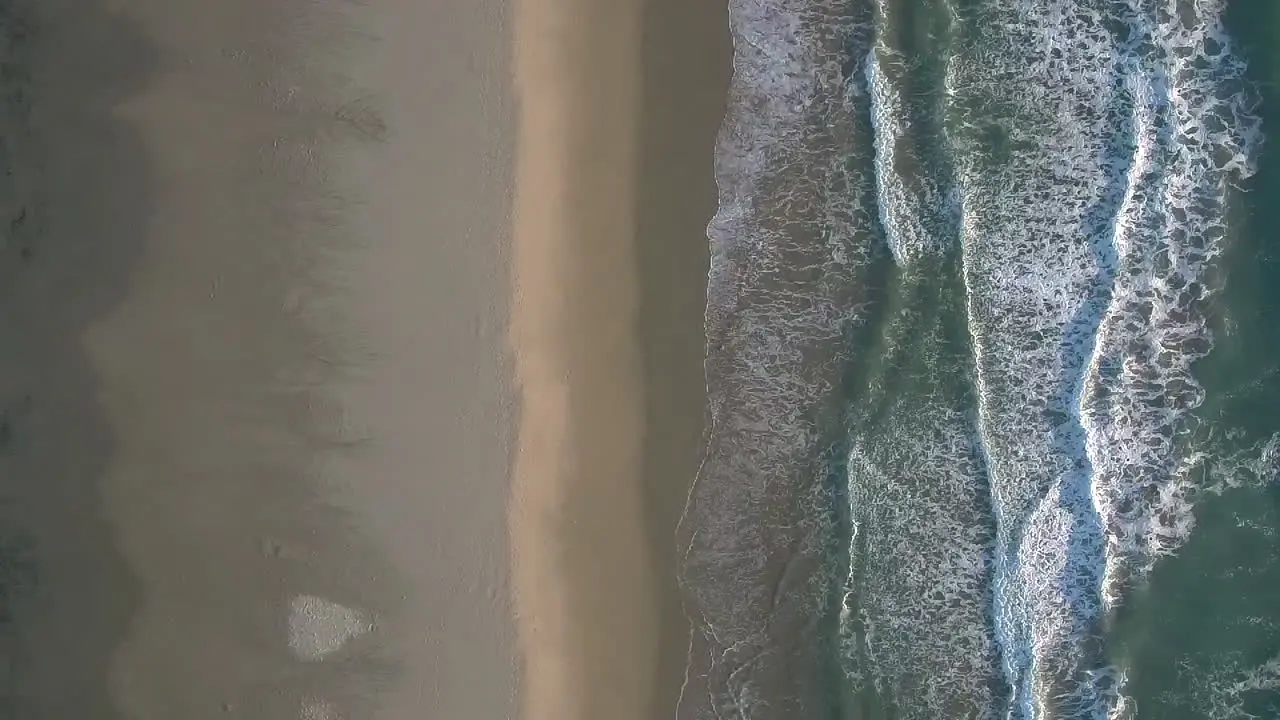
[633,0,732,714]
[2,0,727,715]
[510,1,728,719]
[10,0,517,717]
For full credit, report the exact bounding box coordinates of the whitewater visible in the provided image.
[676,0,1265,718]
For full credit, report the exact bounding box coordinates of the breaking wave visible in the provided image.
[677,0,1263,717]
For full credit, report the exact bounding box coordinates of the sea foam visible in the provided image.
[685,0,1261,716]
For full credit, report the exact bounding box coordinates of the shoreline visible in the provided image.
[633,0,731,713]
[509,0,728,718]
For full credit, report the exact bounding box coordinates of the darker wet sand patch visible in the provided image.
[6,1,407,717]
[633,0,730,715]
[0,0,152,715]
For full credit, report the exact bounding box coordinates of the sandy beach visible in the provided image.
[510,0,728,719]
[1,0,727,716]
[11,0,519,716]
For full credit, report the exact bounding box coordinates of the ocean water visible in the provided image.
[676,0,1280,717]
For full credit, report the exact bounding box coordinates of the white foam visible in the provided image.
[679,0,879,716]
[866,0,954,266]
[301,698,341,720]
[867,53,937,265]
[1083,0,1263,611]
[950,5,1123,713]
[287,594,372,661]
[843,391,1001,716]
[1155,650,1280,718]
[690,0,1262,715]
[950,0,1260,715]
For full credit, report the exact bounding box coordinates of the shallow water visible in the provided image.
[678,0,1280,717]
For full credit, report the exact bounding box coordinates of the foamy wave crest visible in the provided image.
[1082,0,1263,610]
[947,0,1260,715]
[949,3,1131,710]
[865,0,956,265]
[677,0,879,717]
[841,338,1003,716]
[689,0,1260,715]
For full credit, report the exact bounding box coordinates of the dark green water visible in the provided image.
[1110,2,1280,717]
[677,0,1280,717]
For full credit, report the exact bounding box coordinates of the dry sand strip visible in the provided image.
[509,0,652,718]
[509,1,729,719]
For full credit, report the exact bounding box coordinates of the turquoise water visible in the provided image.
[676,0,1280,717]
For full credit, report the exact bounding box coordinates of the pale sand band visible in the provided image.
[510,0,656,719]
